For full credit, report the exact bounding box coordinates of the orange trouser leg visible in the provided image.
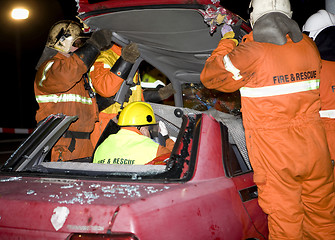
[302,118,335,239]
[322,118,335,181]
[301,172,335,239]
[246,122,335,240]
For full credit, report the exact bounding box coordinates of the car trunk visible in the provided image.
[0,175,175,238]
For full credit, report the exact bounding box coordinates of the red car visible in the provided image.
[0,1,267,239]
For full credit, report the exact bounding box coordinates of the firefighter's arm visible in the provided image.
[36,30,112,93]
[152,137,175,164]
[200,25,241,92]
[156,145,172,157]
[112,43,142,105]
[146,123,175,165]
[200,37,243,93]
[90,61,125,97]
[35,54,88,93]
[165,138,175,151]
[201,36,262,92]
[142,136,175,166]
[90,43,140,100]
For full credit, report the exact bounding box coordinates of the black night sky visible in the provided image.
[0,0,325,129]
[0,0,78,129]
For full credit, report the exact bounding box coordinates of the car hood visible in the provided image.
[0,175,175,233]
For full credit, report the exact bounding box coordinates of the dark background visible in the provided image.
[0,0,325,129]
[0,0,78,129]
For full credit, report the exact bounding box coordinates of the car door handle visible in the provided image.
[239,185,258,202]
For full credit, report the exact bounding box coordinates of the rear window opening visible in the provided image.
[1,109,197,181]
[1,105,251,182]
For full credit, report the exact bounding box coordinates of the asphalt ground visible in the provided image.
[0,134,28,167]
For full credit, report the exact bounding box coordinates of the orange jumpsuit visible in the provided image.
[200,33,335,239]
[319,60,335,173]
[89,45,144,147]
[34,53,98,161]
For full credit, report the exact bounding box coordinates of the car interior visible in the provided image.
[0,101,252,181]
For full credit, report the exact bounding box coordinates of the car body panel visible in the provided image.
[111,178,258,240]
[0,176,172,232]
[0,110,268,239]
[0,175,263,240]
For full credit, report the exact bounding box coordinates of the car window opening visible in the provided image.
[1,109,197,181]
[221,123,252,178]
[1,102,251,182]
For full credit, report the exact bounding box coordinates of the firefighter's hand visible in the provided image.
[87,29,112,51]
[221,24,233,37]
[221,24,238,45]
[122,42,140,63]
[158,83,176,100]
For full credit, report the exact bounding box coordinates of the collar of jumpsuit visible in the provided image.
[252,12,303,45]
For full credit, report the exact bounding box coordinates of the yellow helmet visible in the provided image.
[118,102,157,127]
[46,20,86,53]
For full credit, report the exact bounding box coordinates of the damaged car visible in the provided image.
[0,0,267,239]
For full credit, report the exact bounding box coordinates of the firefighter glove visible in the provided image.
[158,121,168,137]
[158,83,176,100]
[121,42,140,63]
[86,29,112,51]
[221,24,238,45]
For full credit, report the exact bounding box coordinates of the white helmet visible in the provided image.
[302,10,335,40]
[249,0,293,27]
[46,20,86,53]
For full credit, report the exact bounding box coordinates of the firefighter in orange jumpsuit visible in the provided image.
[88,42,143,147]
[88,43,175,147]
[303,10,335,177]
[200,0,335,239]
[34,20,112,161]
[93,102,174,165]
